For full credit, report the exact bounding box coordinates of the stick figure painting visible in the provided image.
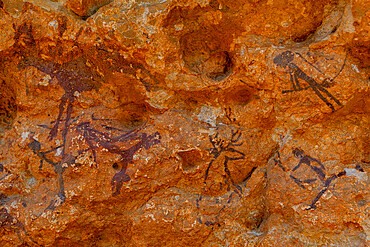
[290,148,346,210]
[273,51,345,111]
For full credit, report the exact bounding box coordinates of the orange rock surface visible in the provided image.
[0,0,368,246]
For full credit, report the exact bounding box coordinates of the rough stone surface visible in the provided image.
[0,0,368,246]
[65,0,113,18]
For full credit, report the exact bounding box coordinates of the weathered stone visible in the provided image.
[65,0,113,18]
[0,0,368,246]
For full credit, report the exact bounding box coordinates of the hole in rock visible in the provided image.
[221,85,254,105]
[180,32,233,81]
[177,149,203,171]
[116,103,151,130]
[112,162,119,170]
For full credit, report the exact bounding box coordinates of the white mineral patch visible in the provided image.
[147,214,156,221]
[197,105,221,127]
[196,0,210,7]
[345,168,367,182]
[55,147,62,156]
[48,20,58,29]
[39,74,51,86]
[21,132,30,143]
[351,64,360,73]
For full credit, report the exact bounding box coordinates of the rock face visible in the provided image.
[0,0,368,246]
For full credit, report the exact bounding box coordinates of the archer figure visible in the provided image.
[291,148,346,210]
[274,51,344,111]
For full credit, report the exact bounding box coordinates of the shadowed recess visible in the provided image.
[180,31,233,81]
[177,149,203,171]
[65,0,113,20]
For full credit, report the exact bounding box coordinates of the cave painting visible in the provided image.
[27,114,161,211]
[204,129,245,192]
[273,51,346,111]
[196,125,245,228]
[274,148,365,210]
[18,55,102,142]
[27,137,69,210]
[15,22,162,205]
[74,119,161,196]
[18,50,102,209]
[17,47,160,208]
[204,108,246,193]
[290,148,347,210]
[196,108,248,227]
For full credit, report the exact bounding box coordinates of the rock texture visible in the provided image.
[0,0,368,246]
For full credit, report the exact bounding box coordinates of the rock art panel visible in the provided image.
[0,0,368,246]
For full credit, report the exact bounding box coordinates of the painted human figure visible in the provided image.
[274,51,342,111]
[28,137,68,206]
[291,148,346,210]
[74,121,161,196]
